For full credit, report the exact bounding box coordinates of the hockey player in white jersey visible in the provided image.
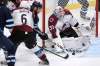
[47,6,90,54]
[8,1,49,65]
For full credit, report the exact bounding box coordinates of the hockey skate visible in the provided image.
[39,59,49,65]
[0,61,7,66]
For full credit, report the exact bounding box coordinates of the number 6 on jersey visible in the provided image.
[12,8,34,29]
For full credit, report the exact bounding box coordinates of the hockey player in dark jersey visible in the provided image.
[30,1,49,65]
[0,0,16,66]
[8,1,49,65]
[58,0,90,20]
[30,1,48,40]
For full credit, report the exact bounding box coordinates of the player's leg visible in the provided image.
[24,32,49,65]
[77,0,90,20]
[58,0,69,7]
[0,31,16,66]
[8,27,25,49]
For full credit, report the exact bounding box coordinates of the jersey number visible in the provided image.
[49,25,55,30]
[21,14,27,24]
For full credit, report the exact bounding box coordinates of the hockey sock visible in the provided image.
[5,55,15,66]
[34,48,46,60]
[30,45,49,64]
[4,51,15,66]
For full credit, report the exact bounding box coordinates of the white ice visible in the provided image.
[0,37,100,66]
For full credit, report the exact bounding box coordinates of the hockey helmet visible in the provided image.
[54,6,64,17]
[30,1,42,11]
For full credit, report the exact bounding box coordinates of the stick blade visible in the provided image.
[64,54,69,59]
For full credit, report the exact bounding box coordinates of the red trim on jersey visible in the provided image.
[12,25,33,33]
[48,14,58,38]
[13,7,29,10]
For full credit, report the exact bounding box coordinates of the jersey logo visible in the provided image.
[49,18,54,23]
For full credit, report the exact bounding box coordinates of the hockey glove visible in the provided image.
[39,32,49,40]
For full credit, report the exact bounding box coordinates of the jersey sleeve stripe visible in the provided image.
[34,25,39,28]
[6,22,14,24]
[6,24,14,29]
[6,18,14,29]
[6,19,14,23]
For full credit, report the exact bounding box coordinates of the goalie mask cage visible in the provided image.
[41,0,98,47]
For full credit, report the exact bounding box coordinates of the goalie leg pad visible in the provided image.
[62,36,90,54]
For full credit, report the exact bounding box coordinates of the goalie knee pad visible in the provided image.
[62,36,90,54]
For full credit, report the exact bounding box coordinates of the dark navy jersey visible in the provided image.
[32,11,39,29]
[0,4,14,31]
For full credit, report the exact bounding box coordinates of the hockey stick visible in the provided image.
[33,29,69,59]
[38,45,69,59]
[45,38,70,58]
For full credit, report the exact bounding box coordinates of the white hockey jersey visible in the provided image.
[12,8,34,32]
[48,9,78,38]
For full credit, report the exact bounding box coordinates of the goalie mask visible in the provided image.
[54,6,65,18]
